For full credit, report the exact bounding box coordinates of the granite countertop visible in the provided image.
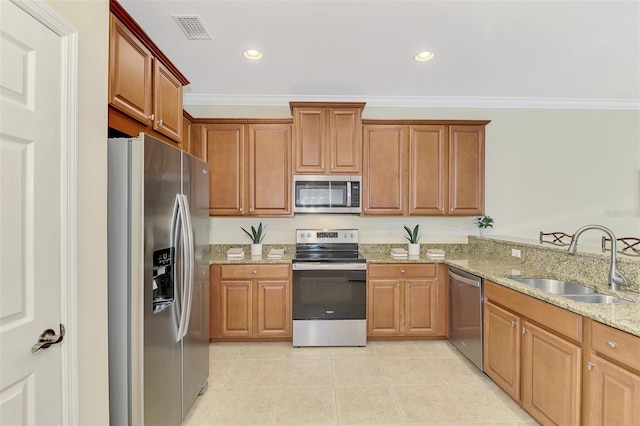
[210,247,640,338]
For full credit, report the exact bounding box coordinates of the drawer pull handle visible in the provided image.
[606,341,617,349]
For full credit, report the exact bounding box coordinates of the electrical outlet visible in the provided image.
[512,249,522,258]
[387,225,394,236]
[450,227,459,236]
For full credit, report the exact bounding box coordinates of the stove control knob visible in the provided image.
[350,233,355,238]
[306,233,311,238]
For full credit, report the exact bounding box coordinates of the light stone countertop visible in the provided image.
[209,245,640,338]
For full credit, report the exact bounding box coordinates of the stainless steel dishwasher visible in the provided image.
[448,266,484,371]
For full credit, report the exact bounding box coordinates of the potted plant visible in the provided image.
[403,224,421,255]
[241,222,267,256]
[473,215,494,236]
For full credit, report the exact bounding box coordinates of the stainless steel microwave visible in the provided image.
[293,175,361,214]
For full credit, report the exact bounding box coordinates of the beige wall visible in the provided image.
[190,105,640,247]
[44,0,110,423]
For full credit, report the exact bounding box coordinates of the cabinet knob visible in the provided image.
[400,269,405,273]
[587,362,594,371]
[157,119,163,126]
[606,341,617,349]
[149,113,155,120]
[252,270,257,274]
[522,327,527,334]
[249,208,253,212]
[511,321,516,328]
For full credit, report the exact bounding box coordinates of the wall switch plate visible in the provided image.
[450,227,459,236]
[387,225,394,236]
[512,249,522,258]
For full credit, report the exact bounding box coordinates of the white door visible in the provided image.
[1,1,76,424]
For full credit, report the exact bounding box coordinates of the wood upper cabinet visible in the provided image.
[248,124,292,216]
[484,301,521,400]
[362,125,407,215]
[108,6,188,144]
[408,125,447,215]
[448,125,485,215]
[183,112,205,162]
[484,281,582,425]
[291,102,364,174]
[363,121,487,216]
[212,264,291,340]
[109,14,153,126]
[367,264,444,337]
[203,121,292,217]
[153,60,183,142]
[584,321,640,426]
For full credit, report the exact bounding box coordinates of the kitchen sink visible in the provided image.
[511,278,597,295]
[562,294,634,304]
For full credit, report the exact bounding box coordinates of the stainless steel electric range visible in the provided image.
[292,229,367,347]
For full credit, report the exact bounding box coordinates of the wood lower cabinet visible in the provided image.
[291,102,364,174]
[483,281,582,425]
[203,121,292,216]
[521,320,581,425]
[483,301,521,400]
[584,321,640,426]
[211,264,291,340]
[367,264,445,337]
[362,121,488,216]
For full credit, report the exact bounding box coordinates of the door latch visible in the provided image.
[32,324,65,353]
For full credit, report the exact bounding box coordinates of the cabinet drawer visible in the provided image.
[221,264,290,279]
[485,281,582,342]
[368,264,436,279]
[592,321,640,371]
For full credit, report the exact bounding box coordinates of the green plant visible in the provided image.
[403,224,421,244]
[241,222,267,244]
[473,215,495,229]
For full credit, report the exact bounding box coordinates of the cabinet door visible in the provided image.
[367,279,401,335]
[408,125,447,215]
[329,108,362,174]
[362,125,407,215]
[256,279,291,337]
[153,60,183,143]
[109,14,153,126]
[483,301,521,400]
[189,123,205,162]
[294,107,326,173]
[587,353,640,426]
[404,279,438,336]
[522,320,581,425]
[183,116,192,153]
[220,280,252,338]
[448,125,484,215]
[204,124,245,216]
[209,265,221,339]
[248,124,292,216]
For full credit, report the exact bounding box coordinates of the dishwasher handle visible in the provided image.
[448,269,481,287]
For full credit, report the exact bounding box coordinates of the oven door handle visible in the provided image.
[292,263,367,271]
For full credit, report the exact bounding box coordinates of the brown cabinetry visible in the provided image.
[210,264,291,340]
[584,321,640,426]
[367,264,445,337]
[362,121,487,216]
[202,121,292,216]
[108,9,187,144]
[483,281,582,425]
[291,102,365,174]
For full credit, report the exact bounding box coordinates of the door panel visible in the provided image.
[220,281,252,337]
[448,126,484,215]
[204,124,244,215]
[1,2,64,423]
[404,279,437,335]
[483,302,521,400]
[408,125,447,215]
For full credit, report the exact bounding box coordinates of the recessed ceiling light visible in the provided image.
[243,49,263,60]
[414,51,435,62]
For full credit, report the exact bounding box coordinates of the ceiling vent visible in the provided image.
[173,15,212,40]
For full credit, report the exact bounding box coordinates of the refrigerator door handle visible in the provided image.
[175,194,191,342]
[180,194,195,340]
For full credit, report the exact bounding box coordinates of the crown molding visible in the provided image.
[183,94,640,110]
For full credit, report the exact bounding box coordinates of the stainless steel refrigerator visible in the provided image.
[108,133,210,425]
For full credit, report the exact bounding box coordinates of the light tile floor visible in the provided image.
[182,340,538,426]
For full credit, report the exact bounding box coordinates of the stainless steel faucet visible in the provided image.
[568,225,629,291]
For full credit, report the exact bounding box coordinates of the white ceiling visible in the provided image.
[119,0,640,109]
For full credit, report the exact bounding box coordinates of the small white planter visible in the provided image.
[479,228,488,237]
[251,244,263,257]
[408,243,420,256]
